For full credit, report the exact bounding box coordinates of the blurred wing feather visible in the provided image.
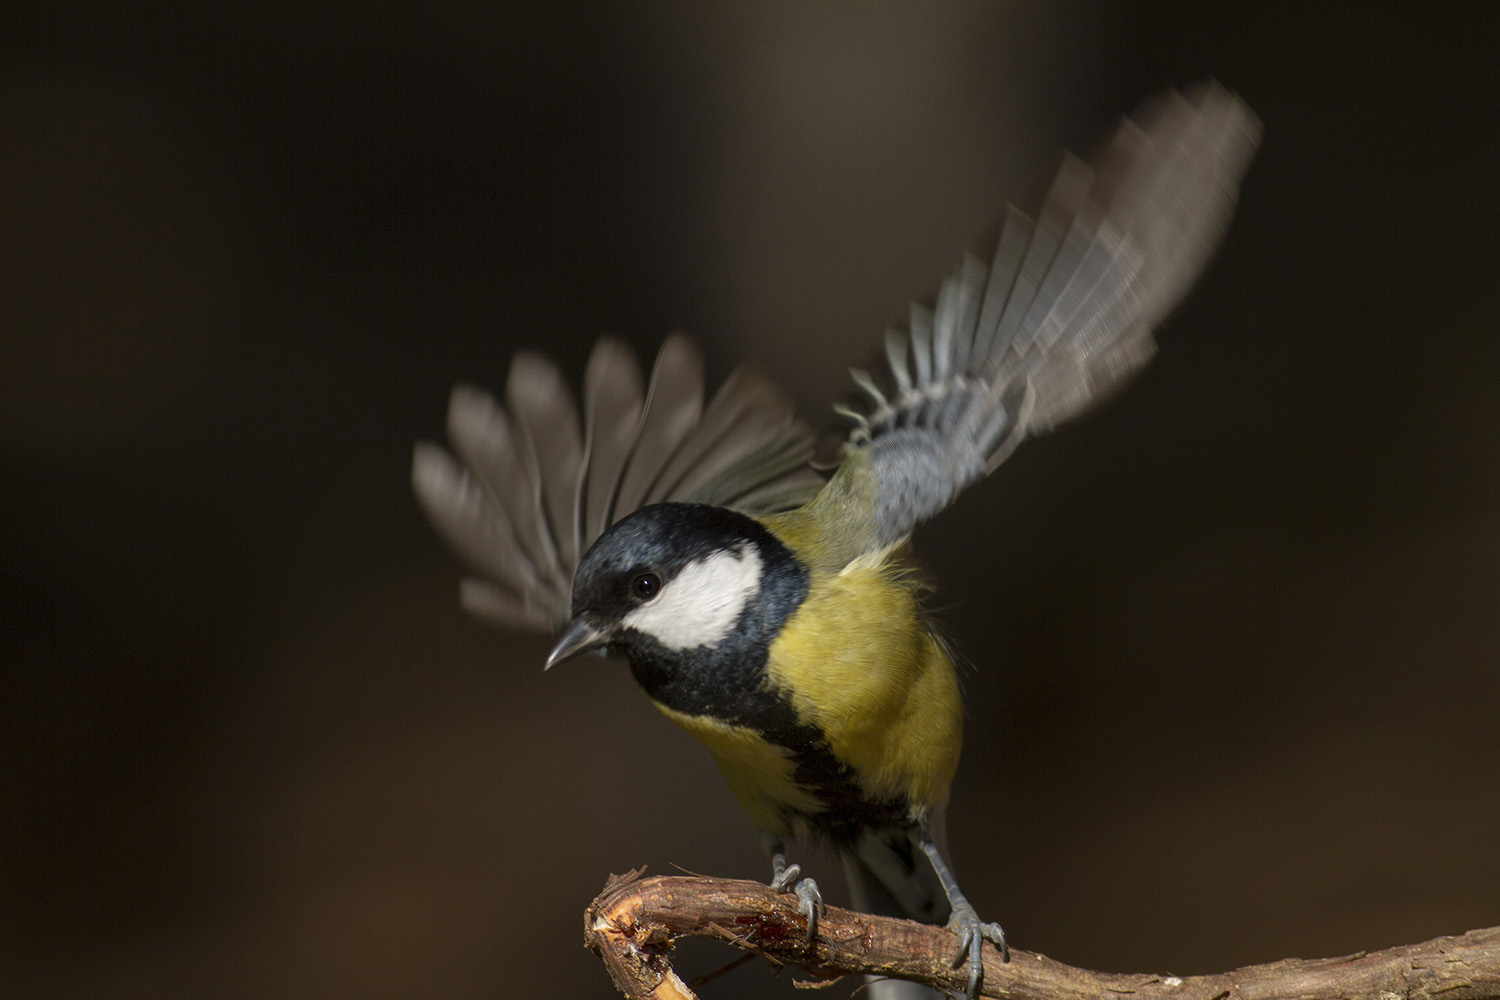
[611,332,706,516]
[580,337,646,539]
[844,80,1260,552]
[415,81,1259,627]
[414,336,821,633]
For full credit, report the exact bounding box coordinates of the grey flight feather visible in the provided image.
[412,333,823,632]
[414,81,1259,635]
[849,81,1260,552]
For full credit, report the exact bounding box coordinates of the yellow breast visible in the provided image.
[643,458,964,835]
[763,555,963,814]
[647,543,962,834]
[650,703,824,835]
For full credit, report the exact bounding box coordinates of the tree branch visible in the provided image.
[583,870,1500,1000]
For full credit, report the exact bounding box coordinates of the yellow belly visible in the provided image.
[647,467,964,836]
[748,452,965,817]
[650,703,825,834]
[649,558,962,835]
[764,559,963,815]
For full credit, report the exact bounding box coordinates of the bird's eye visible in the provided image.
[630,572,662,600]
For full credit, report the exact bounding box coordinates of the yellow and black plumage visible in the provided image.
[414,82,1260,998]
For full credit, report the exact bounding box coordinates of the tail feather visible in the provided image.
[841,828,954,1000]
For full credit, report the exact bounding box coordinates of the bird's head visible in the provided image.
[546,503,808,701]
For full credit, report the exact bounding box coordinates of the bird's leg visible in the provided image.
[762,834,824,943]
[919,829,1008,999]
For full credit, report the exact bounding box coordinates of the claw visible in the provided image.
[947,899,1008,997]
[918,833,1008,998]
[769,852,825,943]
[791,877,823,941]
[768,861,800,894]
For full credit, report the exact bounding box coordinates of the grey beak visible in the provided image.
[545,618,609,670]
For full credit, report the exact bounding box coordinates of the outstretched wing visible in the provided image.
[843,81,1261,552]
[413,333,823,632]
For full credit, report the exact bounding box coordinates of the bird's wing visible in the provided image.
[843,81,1260,552]
[413,333,823,632]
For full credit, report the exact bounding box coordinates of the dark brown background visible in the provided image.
[3,3,1497,998]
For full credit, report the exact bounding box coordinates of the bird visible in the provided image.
[412,81,1259,999]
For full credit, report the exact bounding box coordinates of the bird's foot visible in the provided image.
[945,898,1008,998]
[769,857,824,943]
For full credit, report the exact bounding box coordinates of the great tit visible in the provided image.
[413,82,1259,999]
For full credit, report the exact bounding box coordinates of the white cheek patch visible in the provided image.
[622,546,763,651]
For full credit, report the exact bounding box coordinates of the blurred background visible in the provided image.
[3,2,1498,997]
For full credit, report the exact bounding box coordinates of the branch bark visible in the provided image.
[583,870,1500,1000]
